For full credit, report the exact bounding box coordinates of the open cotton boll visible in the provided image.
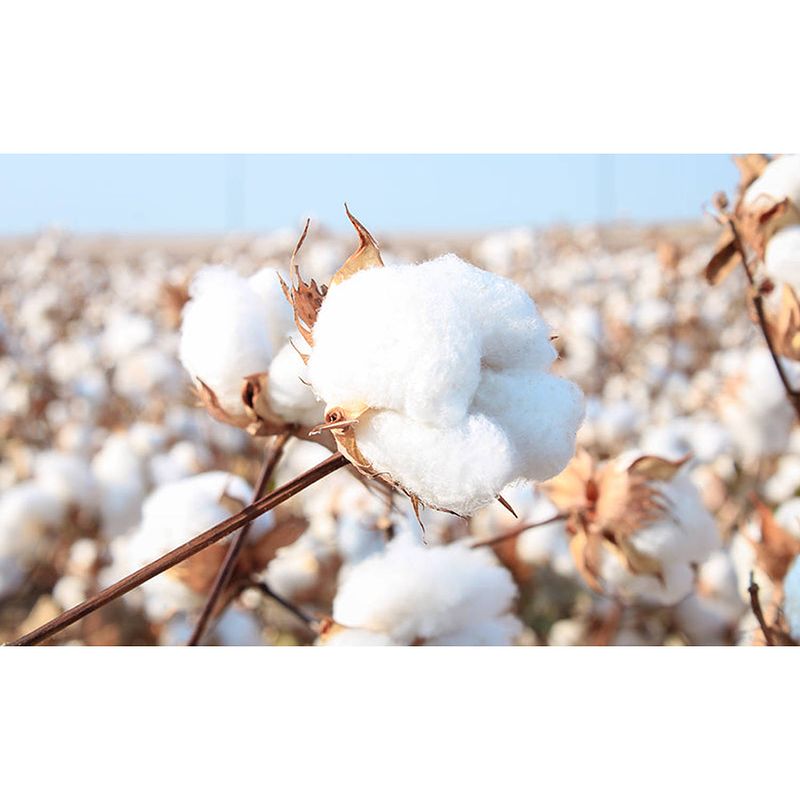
[307,254,583,516]
[100,312,155,363]
[783,556,800,640]
[113,346,183,404]
[743,154,800,212]
[764,225,800,293]
[328,538,520,645]
[599,555,695,606]
[266,341,324,426]
[179,266,274,416]
[320,628,396,646]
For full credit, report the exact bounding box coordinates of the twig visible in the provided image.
[748,571,774,646]
[469,513,568,549]
[6,453,348,646]
[188,432,291,645]
[250,580,319,630]
[729,219,800,422]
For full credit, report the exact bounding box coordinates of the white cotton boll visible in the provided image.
[47,338,97,384]
[52,575,88,610]
[600,555,695,606]
[322,628,397,646]
[91,433,148,537]
[783,555,800,640]
[266,341,324,426]
[263,533,331,600]
[764,225,800,293]
[426,616,522,646]
[247,267,295,352]
[100,313,155,363]
[547,618,586,646]
[122,472,272,621]
[720,348,800,460]
[307,255,583,516]
[332,539,519,645]
[179,266,274,415]
[336,515,386,565]
[743,154,800,212]
[113,347,183,403]
[630,298,673,334]
[0,556,24,597]
[33,451,97,511]
[67,538,99,576]
[149,441,211,485]
[127,422,169,458]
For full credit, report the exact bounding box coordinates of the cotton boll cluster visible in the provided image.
[321,537,521,646]
[305,247,584,516]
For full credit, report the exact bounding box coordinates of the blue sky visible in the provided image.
[0,155,737,234]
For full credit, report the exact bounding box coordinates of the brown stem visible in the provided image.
[748,571,774,646]
[729,219,800,422]
[187,432,291,646]
[6,453,348,647]
[250,580,319,630]
[469,513,568,550]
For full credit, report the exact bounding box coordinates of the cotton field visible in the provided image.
[4,155,800,647]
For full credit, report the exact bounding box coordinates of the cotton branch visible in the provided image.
[6,453,348,646]
[187,431,291,645]
[249,580,320,631]
[728,218,800,422]
[469,513,568,550]
[748,571,774,646]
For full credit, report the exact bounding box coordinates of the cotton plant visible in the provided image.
[318,533,522,646]
[284,210,585,518]
[543,449,719,605]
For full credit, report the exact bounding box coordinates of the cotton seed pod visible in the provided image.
[179,265,321,435]
[544,450,719,605]
[283,208,584,517]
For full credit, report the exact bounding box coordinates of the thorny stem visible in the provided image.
[469,514,568,550]
[250,580,319,630]
[729,219,800,422]
[187,432,291,646]
[6,453,348,646]
[748,571,774,646]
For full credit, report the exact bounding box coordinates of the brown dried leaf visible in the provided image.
[627,453,689,482]
[765,284,800,361]
[751,497,800,584]
[329,205,384,287]
[736,198,799,260]
[241,516,308,574]
[279,219,328,348]
[544,449,595,512]
[704,229,741,286]
[569,527,604,594]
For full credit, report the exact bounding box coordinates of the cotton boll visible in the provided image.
[783,555,800,640]
[52,574,88,610]
[599,555,695,606]
[247,267,295,352]
[547,618,586,646]
[426,616,522,646]
[774,497,800,538]
[91,433,148,537]
[113,346,183,404]
[764,225,800,293]
[149,441,212,485]
[331,539,519,645]
[322,628,396,646]
[266,341,324,426]
[120,472,273,621]
[100,312,155,363]
[306,254,582,515]
[33,451,97,511]
[673,550,746,644]
[179,266,274,415]
[743,154,800,213]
